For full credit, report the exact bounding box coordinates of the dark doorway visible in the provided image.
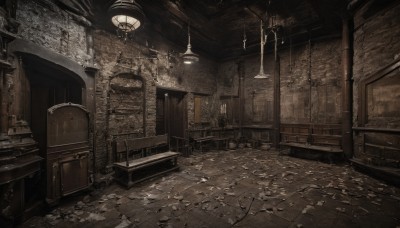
[156,88,187,147]
[26,57,84,157]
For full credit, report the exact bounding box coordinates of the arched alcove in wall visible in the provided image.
[107,72,146,137]
[9,39,96,155]
[21,54,87,156]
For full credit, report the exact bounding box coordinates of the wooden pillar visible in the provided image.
[164,93,170,141]
[341,17,353,158]
[0,69,7,136]
[273,56,281,148]
[238,61,245,137]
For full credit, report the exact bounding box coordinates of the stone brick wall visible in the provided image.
[353,1,400,125]
[93,30,217,171]
[93,30,155,171]
[280,39,342,124]
[16,0,91,65]
[108,74,145,136]
[12,0,221,172]
[217,61,239,97]
[14,0,97,169]
[217,38,342,126]
[157,50,218,128]
[216,60,241,125]
[243,54,275,124]
[352,1,400,166]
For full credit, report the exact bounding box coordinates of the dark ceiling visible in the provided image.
[57,0,351,60]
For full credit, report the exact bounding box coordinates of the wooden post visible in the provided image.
[238,61,245,137]
[273,56,281,148]
[341,17,353,159]
[164,93,170,143]
[0,69,7,137]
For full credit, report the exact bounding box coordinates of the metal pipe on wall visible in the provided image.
[341,17,354,159]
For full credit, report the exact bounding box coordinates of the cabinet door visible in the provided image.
[46,159,60,204]
[60,152,89,196]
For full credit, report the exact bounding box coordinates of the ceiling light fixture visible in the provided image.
[243,17,247,51]
[181,24,199,64]
[108,0,145,42]
[254,20,270,79]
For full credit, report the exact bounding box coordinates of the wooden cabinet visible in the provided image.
[46,103,91,205]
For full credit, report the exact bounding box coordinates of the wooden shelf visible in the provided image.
[353,127,400,134]
[311,134,341,138]
[242,124,273,129]
[280,132,309,136]
[365,143,400,152]
[280,142,343,153]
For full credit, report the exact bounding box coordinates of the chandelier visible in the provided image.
[108,0,145,42]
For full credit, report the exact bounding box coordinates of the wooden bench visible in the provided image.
[112,134,179,188]
[172,136,192,157]
[209,127,241,150]
[188,127,235,152]
[242,125,273,148]
[212,137,230,150]
[280,124,344,162]
[193,135,215,152]
[187,127,214,152]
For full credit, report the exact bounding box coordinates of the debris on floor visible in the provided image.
[22,149,400,228]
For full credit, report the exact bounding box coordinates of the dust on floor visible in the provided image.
[22,149,400,228]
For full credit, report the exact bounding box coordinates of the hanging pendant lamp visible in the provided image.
[108,0,145,41]
[181,24,199,64]
[254,20,270,79]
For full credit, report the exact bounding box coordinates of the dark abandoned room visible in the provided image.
[0,0,399,227]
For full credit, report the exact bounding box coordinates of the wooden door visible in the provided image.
[156,89,187,145]
[168,93,185,139]
[156,93,166,135]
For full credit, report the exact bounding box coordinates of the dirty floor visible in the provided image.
[22,149,400,228]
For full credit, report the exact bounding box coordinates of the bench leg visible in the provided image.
[187,145,193,156]
[289,147,295,155]
[328,154,333,164]
[127,172,134,189]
